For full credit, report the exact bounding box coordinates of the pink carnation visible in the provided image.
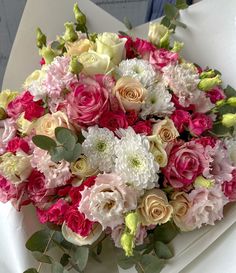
[65,75,111,126]
[163,140,211,189]
[150,49,179,71]
[0,118,16,155]
[222,170,236,201]
[194,136,217,148]
[132,120,152,136]
[171,94,195,112]
[98,111,128,132]
[189,113,213,136]
[6,137,30,154]
[134,38,156,59]
[171,110,190,133]
[119,35,136,59]
[207,87,226,103]
[0,175,17,203]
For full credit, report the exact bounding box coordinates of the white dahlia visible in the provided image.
[141,82,175,118]
[82,126,118,172]
[114,127,159,190]
[118,58,157,87]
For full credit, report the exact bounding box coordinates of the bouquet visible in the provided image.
[1,2,236,273]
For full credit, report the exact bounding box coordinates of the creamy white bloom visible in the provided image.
[162,63,200,107]
[141,82,175,118]
[118,58,157,87]
[82,126,118,172]
[224,138,236,166]
[0,118,16,154]
[114,127,159,190]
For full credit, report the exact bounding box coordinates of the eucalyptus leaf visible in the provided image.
[135,255,165,273]
[96,241,103,255]
[90,250,102,263]
[55,127,78,150]
[32,251,53,264]
[164,3,179,19]
[50,146,65,162]
[218,104,236,115]
[60,254,71,267]
[25,229,52,252]
[160,17,171,28]
[118,31,129,36]
[172,19,187,29]
[176,0,188,9]
[72,246,89,271]
[224,85,236,98]
[123,17,132,30]
[32,135,57,151]
[52,261,70,273]
[210,123,233,137]
[117,254,136,270]
[23,269,38,273]
[154,241,173,259]
[62,143,82,162]
[154,222,179,244]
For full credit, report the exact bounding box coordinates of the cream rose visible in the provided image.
[152,117,179,143]
[148,135,168,167]
[113,77,147,112]
[65,39,95,57]
[138,189,173,226]
[62,222,103,246]
[16,114,34,136]
[70,155,98,180]
[148,22,170,47]
[96,32,126,65]
[23,69,46,88]
[34,111,71,138]
[78,51,111,75]
[169,191,192,231]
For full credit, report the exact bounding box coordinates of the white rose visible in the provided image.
[78,51,111,75]
[148,22,169,47]
[96,32,127,65]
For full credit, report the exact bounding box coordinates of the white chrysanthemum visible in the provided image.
[162,63,200,107]
[82,126,118,172]
[141,82,175,118]
[114,127,159,190]
[118,58,156,87]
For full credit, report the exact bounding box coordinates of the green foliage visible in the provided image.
[55,127,78,150]
[60,254,71,267]
[32,135,57,152]
[154,222,179,244]
[96,241,103,255]
[32,252,53,264]
[210,123,234,137]
[176,0,189,9]
[52,261,70,273]
[26,229,53,253]
[71,246,89,271]
[123,17,133,30]
[154,241,173,259]
[135,255,165,273]
[23,269,38,273]
[224,85,236,98]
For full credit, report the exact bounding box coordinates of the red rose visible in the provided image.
[171,110,191,133]
[189,113,213,136]
[98,111,128,132]
[125,110,138,125]
[132,120,152,136]
[6,137,30,154]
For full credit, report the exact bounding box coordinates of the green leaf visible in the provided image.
[154,241,173,259]
[164,3,179,19]
[23,269,38,273]
[135,255,165,273]
[117,254,136,270]
[62,143,82,162]
[118,31,129,36]
[154,222,179,244]
[176,0,188,9]
[123,17,132,30]
[32,252,53,264]
[32,135,57,151]
[72,246,89,271]
[60,254,71,267]
[161,16,171,28]
[50,146,65,162]
[210,123,233,137]
[218,104,236,115]
[224,85,236,98]
[55,127,78,151]
[52,261,70,273]
[26,229,52,252]
[172,19,187,29]
[90,250,102,263]
[96,241,103,255]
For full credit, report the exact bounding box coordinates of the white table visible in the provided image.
[2,0,236,272]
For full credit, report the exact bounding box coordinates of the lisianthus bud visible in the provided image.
[41,46,56,64]
[200,70,215,79]
[36,27,46,49]
[64,22,78,42]
[69,56,83,74]
[227,97,236,107]
[148,22,170,48]
[120,232,134,257]
[171,41,184,53]
[198,75,222,91]
[125,212,139,236]
[216,99,226,107]
[194,176,214,189]
[222,113,236,127]
[73,3,86,25]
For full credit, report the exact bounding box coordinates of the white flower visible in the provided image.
[141,82,175,118]
[82,126,118,172]
[224,138,236,166]
[118,58,157,87]
[162,63,200,107]
[114,127,159,190]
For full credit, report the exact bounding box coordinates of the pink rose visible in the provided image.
[6,137,30,154]
[132,120,152,136]
[98,111,128,132]
[207,87,226,103]
[134,38,156,59]
[163,140,210,189]
[189,113,213,136]
[222,170,236,201]
[65,75,111,126]
[65,206,94,236]
[194,136,217,148]
[171,110,190,133]
[150,49,178,71]
[37,198,69,225]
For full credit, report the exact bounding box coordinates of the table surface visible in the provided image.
[2,0,236,272]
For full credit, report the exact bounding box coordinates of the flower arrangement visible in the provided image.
[1,2,236,273]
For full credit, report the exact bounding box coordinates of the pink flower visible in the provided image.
[171,110,190,133]
[189,113,213,136]
[125,110,138,126]
[37,198,69,225]
[163,140,210,189]
[0,175,16,203]
[222,170,236,201]
[134,38,156,59]
[98,111,128,132]
[207,87,226,103]
[65,75,111,126]
[194,136,217,148]
[184,187,228,229]
[6,137,30,154]
[171,94,195,112]
[150,49,178,71]
[0,118,16,155]
[119,35,136,59]
[132,120,152,136]
[65,206,94,236]
[24,101,45,121]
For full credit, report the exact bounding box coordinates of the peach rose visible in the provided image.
[113,77,147,112]
[138,189,173,226]
[148,135,168,167]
